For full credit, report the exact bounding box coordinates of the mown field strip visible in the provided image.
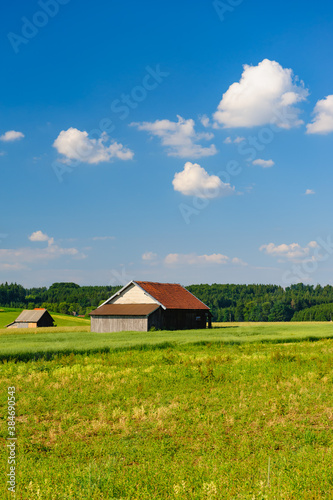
[1,323,333,362]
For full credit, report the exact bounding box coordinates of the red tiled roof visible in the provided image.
[135,281,209,310]
[90,304,160,316]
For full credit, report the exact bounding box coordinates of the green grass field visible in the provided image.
[0,321,333,362]
[1,323,333,498]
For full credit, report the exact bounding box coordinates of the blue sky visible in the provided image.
[1,0,333,287]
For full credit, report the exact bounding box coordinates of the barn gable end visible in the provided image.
[106,282,158,306]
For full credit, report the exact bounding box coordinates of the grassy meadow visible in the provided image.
[1,321,333,498]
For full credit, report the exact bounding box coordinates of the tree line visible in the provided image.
[1,281,333,321]
[0,282,121,317]
[186,283,333,322]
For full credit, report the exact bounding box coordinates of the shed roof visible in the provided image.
[135,281,210,310]
[14,309,49,323]
[89,304,160,317]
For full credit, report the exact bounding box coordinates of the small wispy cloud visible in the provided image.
[142,251,157,261]
[131,115,217,158]
[260,241,318,262]
[0,231,86,270]
[0,130,25,142]
[252,159,275,168]
[164,252,247,266]
[305,189,315,195]
[224,136,245,144]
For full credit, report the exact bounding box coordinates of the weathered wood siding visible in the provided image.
[148,309,207,330]
[110,283,156,305]
[91,315,148,333]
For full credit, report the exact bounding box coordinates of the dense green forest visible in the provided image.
[0,282,121,316]
[1,281,333,321]
[186,283,333,322]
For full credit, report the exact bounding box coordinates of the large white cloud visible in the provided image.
[213,59,308,129]
[53,128,134,164]
[172,161,235,198]
[260,241,318,262]
[131,115,217,158]
[306,95,333,134]
[0,130,25,142]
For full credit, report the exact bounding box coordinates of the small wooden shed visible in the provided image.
[90,281,211,332]
[6,308,55,329]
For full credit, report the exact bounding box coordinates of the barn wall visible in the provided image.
[110,283,157,305]
[37,312,54,327]
[147,308,164,330]
[163,310,207,330]
[91,315,148,333]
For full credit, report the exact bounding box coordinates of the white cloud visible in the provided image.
[0,130,25,142]
[0,239,85,269]
[224,136,245,144]
[164,252,247,267]
[231,257,248,266]
[200,115,210,128]
[260,241,319,262]
[305,189,315,195]
[29,230,54,246]
[252,158,275,168]
[142,251,157,261]
[164,253,229,266]
[172,161,235,198]
[234,136,245,143]
[306,95,333,134]
[213,59,308,128]
[2,231,87,267]
[131,115,217,158]
[53,128,134,164]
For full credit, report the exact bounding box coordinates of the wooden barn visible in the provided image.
[90,281,211,333]
[6,308,55,329]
